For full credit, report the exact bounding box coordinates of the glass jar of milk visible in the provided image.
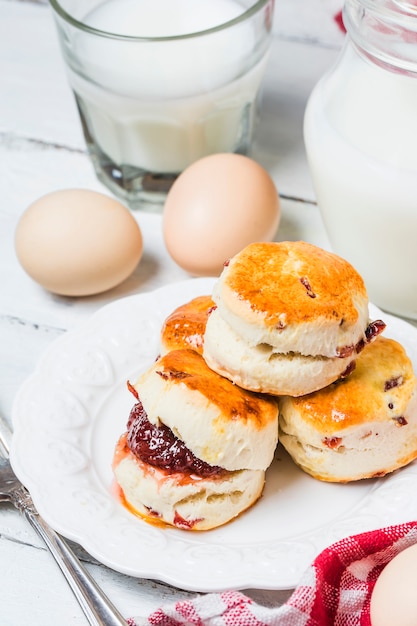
[304,0,417,320]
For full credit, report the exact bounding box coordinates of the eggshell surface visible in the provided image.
[370,542,417,626]
[162,153,280,276]
[15,189,143,296]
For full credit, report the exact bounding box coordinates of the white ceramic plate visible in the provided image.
[10,277,417,592]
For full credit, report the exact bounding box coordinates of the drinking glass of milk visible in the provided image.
[49,0,274,211]
[304,0,417,320]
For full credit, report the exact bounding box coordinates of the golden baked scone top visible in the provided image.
[150,348,277,430]
[161,295,214,354]
[286,336,416,433]
[222,241,368,327]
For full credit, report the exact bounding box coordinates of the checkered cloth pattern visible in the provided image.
[130,521,417,626]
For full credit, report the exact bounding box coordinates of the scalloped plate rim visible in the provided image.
[9,277,417,592]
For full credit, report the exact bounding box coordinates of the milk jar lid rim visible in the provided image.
[48,0,272,41]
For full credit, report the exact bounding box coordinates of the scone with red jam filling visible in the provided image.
[113,349,278,530]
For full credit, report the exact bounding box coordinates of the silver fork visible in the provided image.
[0,414,129,626]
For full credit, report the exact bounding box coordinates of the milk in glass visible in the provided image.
[54,0,272,207]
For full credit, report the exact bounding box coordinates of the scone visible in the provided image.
[160,295,214,355]
[203,241,385,396]
[279,336,417,482]
[113,349,278,530]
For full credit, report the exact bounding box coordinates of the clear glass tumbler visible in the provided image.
[49,0,275,211]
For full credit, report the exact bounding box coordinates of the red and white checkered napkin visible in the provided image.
[130,521,417,626]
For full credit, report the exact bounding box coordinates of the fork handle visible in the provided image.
[23,506,129,626]
[1,414,128,625]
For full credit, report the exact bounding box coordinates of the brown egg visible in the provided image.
[15,189,143,296]
[370,542,417,626]
[162,153,280,276]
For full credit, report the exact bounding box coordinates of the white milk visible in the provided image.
[304,42,417,319]
[68,0,267,172]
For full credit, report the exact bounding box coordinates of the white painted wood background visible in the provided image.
[0,1,345,623]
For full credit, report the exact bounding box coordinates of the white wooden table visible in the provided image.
[0,1,345,623]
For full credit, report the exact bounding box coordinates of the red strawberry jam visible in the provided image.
[127,401,224,478]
